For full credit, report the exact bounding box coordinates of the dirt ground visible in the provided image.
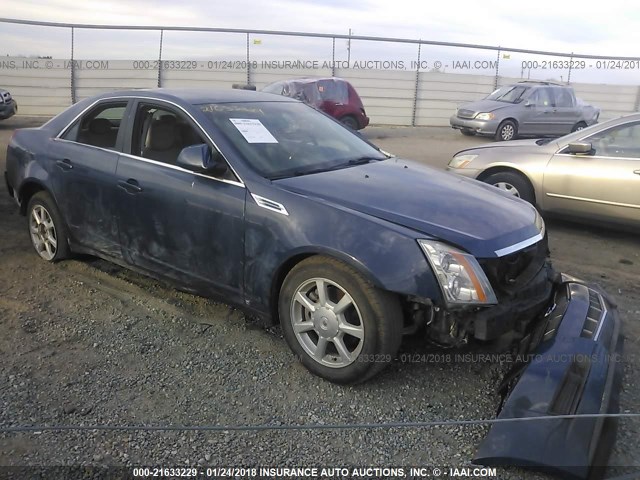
[0,117,638,478]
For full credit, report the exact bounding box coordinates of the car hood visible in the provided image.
[274,159,541,258]
[458,99,516,115]
[456,138,558,154]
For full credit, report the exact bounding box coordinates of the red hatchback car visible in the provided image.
[262,77,370,130]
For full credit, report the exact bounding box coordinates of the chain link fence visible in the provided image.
[1,17,639,124]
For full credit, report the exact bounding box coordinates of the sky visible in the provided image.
[1,0,640,83]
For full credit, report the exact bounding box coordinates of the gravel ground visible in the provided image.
[0,117,638,479]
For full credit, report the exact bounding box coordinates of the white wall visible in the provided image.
[2,57,638,125]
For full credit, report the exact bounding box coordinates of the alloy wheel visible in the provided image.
[29,205,58,261]
[290,277,365,368]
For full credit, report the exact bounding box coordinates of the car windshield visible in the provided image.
[200,101,386,179]
[486,85,528,103]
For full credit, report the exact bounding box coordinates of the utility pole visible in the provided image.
[347,28,352,65]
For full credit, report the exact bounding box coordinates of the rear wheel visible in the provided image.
[571,121,588,132]
[340,115,359,130]
[279,256,402,384]
[27,191,70,262]
[482,171,535,205]
[495,120,517,141]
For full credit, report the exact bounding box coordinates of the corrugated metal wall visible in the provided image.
[1,57,638,124]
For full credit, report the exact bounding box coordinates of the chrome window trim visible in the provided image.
[494,232,544,257]
[53,138,245,188]
[251,194,289,216]
[553,119,640,157]
[55,95,246,187]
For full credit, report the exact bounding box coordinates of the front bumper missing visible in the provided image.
[473,276,624,479]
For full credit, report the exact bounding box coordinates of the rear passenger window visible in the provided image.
[553,87,574,108]
[62,102,127,150]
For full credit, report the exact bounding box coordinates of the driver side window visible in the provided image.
[131,103,207,165]
[130,102,238,181]
[528,88,553,107]
[585,123,640,158]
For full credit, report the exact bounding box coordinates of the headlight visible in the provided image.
[475,112,495,121]
[448,154,477,169]
[418,240,497,306]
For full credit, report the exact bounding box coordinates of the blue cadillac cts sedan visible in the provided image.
[4,89,622,476]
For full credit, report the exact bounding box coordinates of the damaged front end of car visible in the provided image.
[473,273,623,479]
[406,232,623,479]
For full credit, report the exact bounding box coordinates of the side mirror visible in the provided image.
[567,142,593,155]
[177,144,227,175]
[524,100,533,107]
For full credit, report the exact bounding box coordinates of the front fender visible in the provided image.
[243,187,442,318]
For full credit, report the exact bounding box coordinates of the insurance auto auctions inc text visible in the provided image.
[189,466,498,478]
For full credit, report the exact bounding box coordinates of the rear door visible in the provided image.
[115,99,246,299]
[52,100,131,257]
[543,121,640,224]
[551,87,581,134]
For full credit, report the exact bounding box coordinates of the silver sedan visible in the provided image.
[447,113,640,227]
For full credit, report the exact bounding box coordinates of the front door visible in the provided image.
[543,121,640,224]
[115,100,246,299]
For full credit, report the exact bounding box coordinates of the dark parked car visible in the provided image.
[0,88,18,120]
[262,77,369,130]
[450,81,599,141]
[5,89,621,476]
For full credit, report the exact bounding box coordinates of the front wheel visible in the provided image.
[482,171,535,205]
[279,256,402,384]
[27,191,71,262]
[495,120,517,141]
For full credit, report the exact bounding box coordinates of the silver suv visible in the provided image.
[450,81,599,141]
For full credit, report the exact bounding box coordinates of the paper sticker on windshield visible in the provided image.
[229,118,278,144]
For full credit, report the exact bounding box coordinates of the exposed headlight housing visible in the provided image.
[475,112,495,121]
[448,154,477,169]
[418,240,497,306]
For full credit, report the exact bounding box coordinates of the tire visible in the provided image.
[340,115,359,130]
[279,256,402,384]
[27,191,71,262]
[482,171,535,205]
[495,120,517,141]
[460,129,476,136]
[571,121,588,133]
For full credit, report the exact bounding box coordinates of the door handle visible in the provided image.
[56,158,73,171]
[634,170,640,176]
[117,179,143,194]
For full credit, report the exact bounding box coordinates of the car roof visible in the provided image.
[269,77,348,85]
[90,88,297,105]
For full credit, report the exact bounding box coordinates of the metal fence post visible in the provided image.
[567,52,573,84]
[246,33,251,85]
[494,47,500,89]
[157,29,164,88]
[70,27,76,104]
[331,37,336,77]
[412,43,421,127]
